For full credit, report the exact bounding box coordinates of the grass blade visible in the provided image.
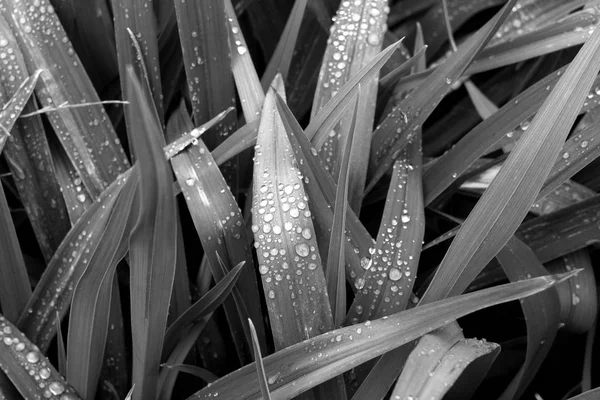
[310,0,389,210]
[125,67,177,400]
[274,92,374,291]
[111,0,163,123]
[0,70,41,148]
[367,0,518,194]
[495,237,561,400]
[0,180,31,323]
[17,170,131,350]
[0,314,81,399]
[187,272,575,400]
[421,22,600,303]
[162,261,247,360]
[66,171,137,400]
[159,364,217,384]
[249,319,272,400]
[261,0,308,91]
[251,83,346,398]
[326,94,359,327]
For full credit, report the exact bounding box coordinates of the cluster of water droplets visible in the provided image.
[251,109,334,348]
[313,0,389,172]
[348,160,420,324]
[0,314,79,399]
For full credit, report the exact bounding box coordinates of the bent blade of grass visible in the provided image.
[0,314,81,400]
[167,101,265,363]
[249,319,272,400]
[16,169,131,350]
[251,85,346,398]
[187,272,575,400]
[496,236,561,400]
[346,136,424,324]
[0,0,130,197]
[111,0,163,123]
[326,94,359,327]
[310,0,389,210]
[392,325,499,400]
[261,0,308,92]
[125,68,177,400]
[421,23,600,303]
[367,0,518,194]
[0,182,31,323]
[66,170,138,400]
[275,93,374,290]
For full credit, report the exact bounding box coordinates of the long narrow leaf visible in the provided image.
[187,272,576,400]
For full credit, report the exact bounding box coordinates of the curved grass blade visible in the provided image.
[162,261,247,360]
[187,272,575,400]
[251,85,346,398]
[65,171,137,400]
[0,180,31,323]
[167,101,265,363]
[0,313,81,400]
[326,94,359,327]
[367,0,518,194]
[310,0,388,210]
[17,169,131,350]
[158,314,213,400]
[125,67,177,400]
[261,0,308,91]
[421,24,600,303]
[391,325,499,400]
[496,237,561,400]
[159,364,218,384]
[274,93,374,291]
[0,0,130,197]
[249,319,272,400]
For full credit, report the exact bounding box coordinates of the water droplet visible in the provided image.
[48,382,65,395]
[26,351,39,363]
[562,152,570,159]
[401,215,411,223]
[367,33,380,46]
[445,77,452,85]
[295,243,309,257]
[308,262,317,270]
[237,46,247,55]
[389,268,402,281]
[259,265,269,274]
[39,368,51,379]
[76,194,86,203]
[185,178,195,186]
[581,140,589,148]
[268,290,275,299]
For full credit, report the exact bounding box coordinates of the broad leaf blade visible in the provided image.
[187,273,574,400]
[125,68,177,400]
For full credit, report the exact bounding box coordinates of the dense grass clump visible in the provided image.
[0,0,599,399]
